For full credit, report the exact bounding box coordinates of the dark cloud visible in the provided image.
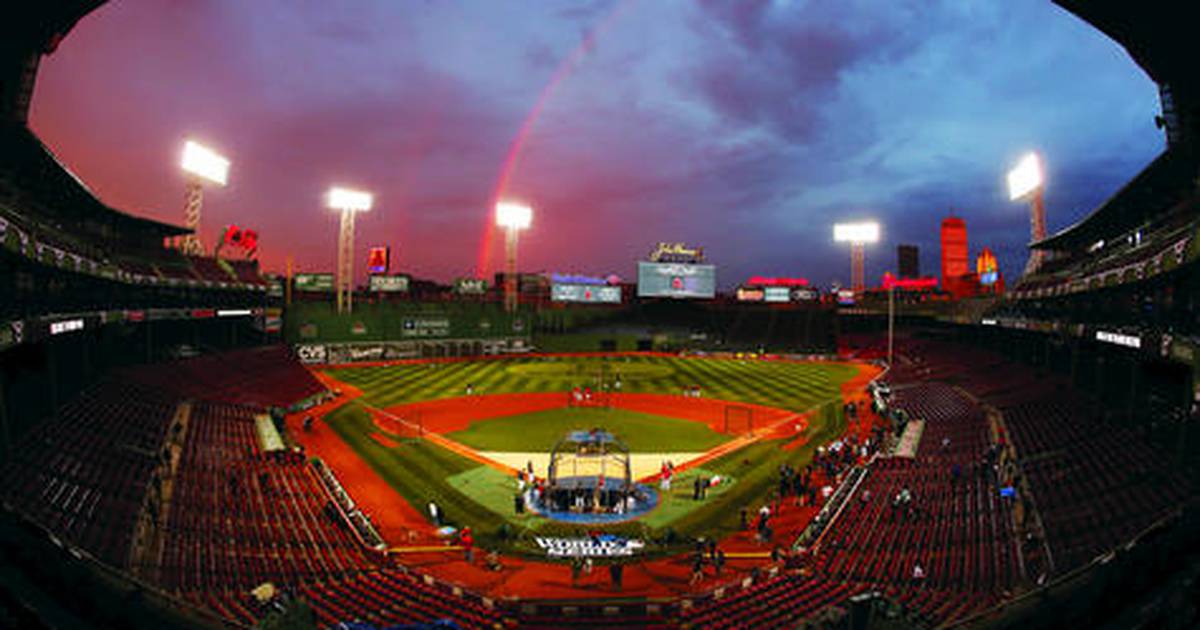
[26,0,1162,289]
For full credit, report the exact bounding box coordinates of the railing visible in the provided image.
[309,457,387,552]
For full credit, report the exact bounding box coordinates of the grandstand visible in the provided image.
[2,0,1200,629]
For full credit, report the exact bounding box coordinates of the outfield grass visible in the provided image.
[445,407,731,452]
[328,355,858,413]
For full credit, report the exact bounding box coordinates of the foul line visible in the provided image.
[362,401,520,476]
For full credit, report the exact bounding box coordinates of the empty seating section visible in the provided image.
[1000,397,1190,573]
[813,383,1016,625]
[0,382,175,566]
[297,570,503,629]
[681,577,850,629]
[228,259,268,285]
[126,345,325,407]
[873,337,1194,581]
[188,256,236,283]
[160,401,372,593]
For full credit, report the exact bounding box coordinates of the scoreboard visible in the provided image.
[552,283,621,303]
[368,275,409,292]
[294,273,334,292]
[637,262,716,299]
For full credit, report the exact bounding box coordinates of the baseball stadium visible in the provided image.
[2,2,1199,630]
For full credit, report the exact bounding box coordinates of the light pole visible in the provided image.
[327,187,374,314]
[834,222,881,294]
[1008,152,1046,276]
[179,140,230,255]
[495,202,532,313]
[888,281,895,366]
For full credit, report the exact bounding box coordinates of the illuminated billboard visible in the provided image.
[367,246,390,274]
[764,287,790,302]
[454,278,488,294]
[637,262,716,299]
[294,273,334,292]
[551,283,622,303]
[368,275,409,292]
[736,287,764,302]
[976,247,999,286]
[747,276,808,287]
[648,242,704,263]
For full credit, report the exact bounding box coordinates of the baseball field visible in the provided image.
[317,354,868,555]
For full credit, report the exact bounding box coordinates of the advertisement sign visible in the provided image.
[295,273,335,292]
[648,242,704,263]
[263,308,282,334]
[551,283,621,303]
[736,287,764,302]
[764,287,790,303]
[747,276,808,287]
[368,275,409,292]
[535,536,645,558]
[791,288,818,301]
[296,344,327,364]
[637,262,716,299]
[1096,330,1141,349]
[266,276,285,298]
[221,225,259,256]
[454,278,488,294]
[837,289,856,305]
[882,273,939,291]
[402,318,451,338]
[367,246,390,274]
[328,344,385,364]
[976,248,999,286]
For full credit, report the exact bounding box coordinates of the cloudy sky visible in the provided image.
[30,0,1163,288]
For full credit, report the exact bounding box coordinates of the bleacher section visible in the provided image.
[160,402,372,592]
[0,382,176,567]
[681,576,851,629]
[1008,151,1195,303]
[297,570,503,629]
[688,333,1194,628]
[999,396,1190,574]
[124,346,325,407]
[0,345,512,630]
[848,335,1195,582]
[810,382,1017,625]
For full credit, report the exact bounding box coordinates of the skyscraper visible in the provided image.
[897,245,919,279]
[941,216,970,298]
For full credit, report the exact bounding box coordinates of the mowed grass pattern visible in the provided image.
[327,355,858,412]
[445,407,731,452]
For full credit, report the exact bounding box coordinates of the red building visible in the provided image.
[941,216,974,299]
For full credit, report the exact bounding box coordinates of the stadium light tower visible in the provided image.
[496,202,532,313]
[179,140,230,255]
[327,187,373,315]
[1008,152,1046,276]
[834,222,881,293]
